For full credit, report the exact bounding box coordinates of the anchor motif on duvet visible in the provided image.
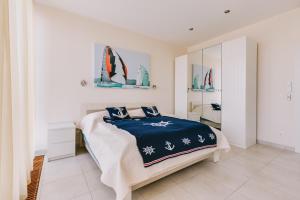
[198,135,205,143]
[112,107,129,119]
[146,107,160,116]
[165,141,175,151]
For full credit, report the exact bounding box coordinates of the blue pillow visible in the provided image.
[106,107,131,120]
[141,106,161,117]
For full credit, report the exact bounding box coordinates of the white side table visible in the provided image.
[48,122,76,161]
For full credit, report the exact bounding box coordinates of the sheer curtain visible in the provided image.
[0,0,35,199]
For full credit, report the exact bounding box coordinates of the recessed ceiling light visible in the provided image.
[224,9,231,14]
[189,27,194,31]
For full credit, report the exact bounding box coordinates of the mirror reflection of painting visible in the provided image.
[192,64,202,90]
[192,65,215,92]
[94,44,150,88]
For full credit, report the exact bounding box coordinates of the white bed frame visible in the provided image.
[80,103,221,200]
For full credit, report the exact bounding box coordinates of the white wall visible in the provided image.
[188,8,300,149]
[34,4,183,151]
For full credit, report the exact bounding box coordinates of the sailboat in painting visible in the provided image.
[136,65,150,87]
[99,46,128,87]
[201,67,214,92]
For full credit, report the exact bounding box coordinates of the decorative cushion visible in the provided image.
[105,107,131,120]
[211,103,221,111]
[141,106,161,117]
[103,116,114,123]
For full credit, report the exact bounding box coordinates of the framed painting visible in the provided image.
[94,43,151,88]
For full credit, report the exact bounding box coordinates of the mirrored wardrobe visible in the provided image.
[187,44,222,130]
[175,37,257,148]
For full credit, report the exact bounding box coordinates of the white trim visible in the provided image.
[257,140,295,151]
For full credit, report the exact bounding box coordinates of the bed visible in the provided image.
[79,103,230,200]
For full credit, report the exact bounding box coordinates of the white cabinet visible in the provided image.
[48,122,76,161]
[175,55,188,119]
[222,37,257,148]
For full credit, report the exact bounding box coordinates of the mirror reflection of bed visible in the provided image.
[188,102,221,130]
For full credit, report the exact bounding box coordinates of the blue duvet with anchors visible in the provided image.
[108,116,217,167]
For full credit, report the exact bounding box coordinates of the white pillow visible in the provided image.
[128,108,146,117]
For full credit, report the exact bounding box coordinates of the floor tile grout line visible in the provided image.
[223,162,270,199]
[41,171,83,187]
[40,174,90,199]
[42,157,93,200]
[224,148,285,200]
[78,160,94,200]
[223,176,251,200]
[173,167,247,200]
[225,148,296,200]
[41,167,83,190]
[41,157,83,186]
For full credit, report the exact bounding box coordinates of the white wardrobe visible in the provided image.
[175,36,257,149]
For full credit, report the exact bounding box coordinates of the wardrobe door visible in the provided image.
[222,37,247,147]
[222,37,257,148]
[201,44,222,129]
[175,55,188,119]
[188,49,203,121]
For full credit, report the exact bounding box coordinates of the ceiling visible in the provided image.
[35,0,300,47]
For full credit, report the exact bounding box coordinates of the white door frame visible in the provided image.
[175,55,188,119]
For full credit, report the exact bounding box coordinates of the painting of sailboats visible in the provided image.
[94,43,150,88]
[192,64,215,92]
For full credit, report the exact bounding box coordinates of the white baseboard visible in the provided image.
[257,140,295,152]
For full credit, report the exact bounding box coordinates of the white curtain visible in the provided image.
[0,0,35,199]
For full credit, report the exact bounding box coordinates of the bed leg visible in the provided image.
[213,150,220,162]
[124,190,132,200]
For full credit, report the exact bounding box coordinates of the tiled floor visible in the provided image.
[39,145,300,200]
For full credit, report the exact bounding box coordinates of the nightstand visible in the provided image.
[48,122,76,161]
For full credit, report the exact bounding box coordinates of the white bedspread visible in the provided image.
[79,112,230,200]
